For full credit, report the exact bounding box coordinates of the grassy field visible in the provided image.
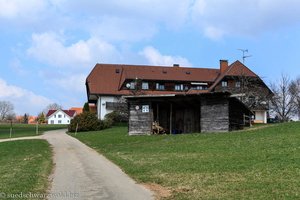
[0,124,67,139]
[72,123,300,199]
[0,140,53,199]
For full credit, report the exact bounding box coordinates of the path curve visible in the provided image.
[40,129,154,200]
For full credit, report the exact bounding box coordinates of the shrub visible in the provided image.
[69,112,110,132]
[105,111,128,124]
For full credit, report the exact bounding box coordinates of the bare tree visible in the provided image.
[290,77,300,119]
[43,103,62,114]
[0,101,15,121]
[270,74,296,122]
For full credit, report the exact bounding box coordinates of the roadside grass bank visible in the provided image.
[0,140,53,199]
[0,124,67,139]
[72,122,300,199]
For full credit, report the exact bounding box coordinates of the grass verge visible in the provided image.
[0,140,53,199]
[0,124,67,139]
[72,122,300,199]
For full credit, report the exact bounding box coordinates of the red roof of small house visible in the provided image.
[46,109,76,118]
[69,107,83,115]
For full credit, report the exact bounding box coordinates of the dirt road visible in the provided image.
[41,129,154,200]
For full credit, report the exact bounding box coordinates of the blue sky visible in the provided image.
[1,0,300,115]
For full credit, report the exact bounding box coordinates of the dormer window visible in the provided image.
[175,84,183,91]
[222,81,228,87]
[142,82,149,90]
[130,82,135,90]
[156,83,165,90]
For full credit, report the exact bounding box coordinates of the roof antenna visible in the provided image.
[237,49,252,63]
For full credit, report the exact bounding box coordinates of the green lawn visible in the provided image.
[0,140,53,199]
[72,123,300,199]
[0,124,67,139]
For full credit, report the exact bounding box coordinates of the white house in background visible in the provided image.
[46,109,76,124]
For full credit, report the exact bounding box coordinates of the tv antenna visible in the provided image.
[238,49,252,63]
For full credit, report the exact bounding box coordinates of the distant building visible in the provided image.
[46,109,76,124]
[69,107,83,115]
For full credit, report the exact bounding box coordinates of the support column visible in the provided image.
[170,103,173,134]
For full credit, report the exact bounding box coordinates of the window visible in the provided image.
[156,83,165,90]
[191,85,207,90]
[50,120,54,124]
[236,81,241,88]
[222,81,228,87]
[142,105,149,113]
[64,115,66,118]
[58,120,62,124]
[142,82,149,90]
[130,82,135,90]
[175,84,183,91]
[54,115,56,118]
[58,114,62,118]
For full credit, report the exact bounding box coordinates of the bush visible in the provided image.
[68,112,112,132]
[105,111,128,124]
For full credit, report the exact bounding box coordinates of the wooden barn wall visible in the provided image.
[128,101,153,135]
[201,97,229,132]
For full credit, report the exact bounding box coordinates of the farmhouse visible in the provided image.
[86,60,272,134]
[46,109,76,124]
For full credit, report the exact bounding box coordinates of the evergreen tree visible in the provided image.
[83,102,90,113]
[38,112,46,124]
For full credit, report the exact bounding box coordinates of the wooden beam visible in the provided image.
[156,103,159,121]
[170,103,173,134]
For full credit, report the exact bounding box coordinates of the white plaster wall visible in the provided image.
[97,96,119,120]
[255,111,267,124]
[48,110,72,124]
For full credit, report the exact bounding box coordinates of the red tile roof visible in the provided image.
[46,109,76,118]
[86,61,260,98]
[86,63,219,96]
[69,107,83,115]
[209,60,259,91]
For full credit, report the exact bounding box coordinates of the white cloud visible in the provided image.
[140,46,192,67]
[51,74,86,93]
[27,32,121,68]
[191,0,300,39]
[0,0,47,19]
[0,78,52,115]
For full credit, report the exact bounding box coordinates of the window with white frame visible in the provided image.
[58,114,62,118]
[130,82,135,90]
[222,81,228,87]
[156,83,165,90]
[142,105,149,113]
[236,81,241,88]
[51,120,54,124]
[175,84,183,91]
[142,82,149,90]
[58,120,62,124]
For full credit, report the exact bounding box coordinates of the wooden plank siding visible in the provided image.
[200,97,229,132]
[127,93,252,135]
[128,101,153,135]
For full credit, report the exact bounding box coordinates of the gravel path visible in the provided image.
[41,129,154,200]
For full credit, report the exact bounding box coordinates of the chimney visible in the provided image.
[220,60,228,73]
[173,64,180,68]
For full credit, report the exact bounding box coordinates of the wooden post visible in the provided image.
[9,120,12,138]
[170,103,173,134]
[156,103,159,122]
[75,123,79,136]
[36,122,39,135]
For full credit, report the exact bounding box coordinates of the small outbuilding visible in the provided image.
[126,92,252,135]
